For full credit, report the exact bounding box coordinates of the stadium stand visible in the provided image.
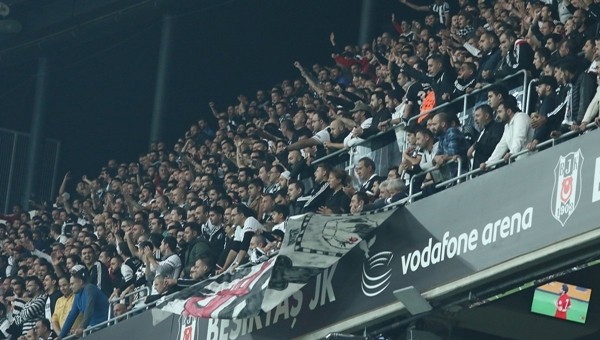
[1,0,600,338]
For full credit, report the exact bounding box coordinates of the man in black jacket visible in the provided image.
[301,163,332,213]
[181,222,211,277]
[352,157,382,202]
[81,245,112,297]
[287,180,305,216]
[468,104,504,170]
[528,76,559,150]
[476,31,502,87]
[495,30,533,80]
[287,150,313,193]
[402,53,455,106]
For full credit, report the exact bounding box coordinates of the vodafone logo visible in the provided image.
[361,251,394,297]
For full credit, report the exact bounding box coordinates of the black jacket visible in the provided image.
[477,47,501,83]
[495,39,533,80]
[301,181,332,213]
[472,120,505,170]
[87,261,113,297]
[403,66,456,106]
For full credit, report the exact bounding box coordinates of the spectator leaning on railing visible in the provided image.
[480,95,533,170]
[430,111,469,178]
[58,266,109,339]
[51,275,81,335]
[469,104,504,170]
[527,76,559,151]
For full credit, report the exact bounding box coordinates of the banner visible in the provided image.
[263,208,395,311]
[161,208,396,319]
[162,259,275,319]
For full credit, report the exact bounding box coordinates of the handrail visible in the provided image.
[405,121,595,203]
[312,69,528,166]
[314,89,467,165]
[109,285,149,304]
[407,158,462,202]
[525,78,536,114]
[405,69,528,129]
[108,286,150,319]
[440,122,597,184]
[63,293,164,340]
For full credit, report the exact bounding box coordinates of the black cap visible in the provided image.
[556,56,580,74]
[537,75,557,88]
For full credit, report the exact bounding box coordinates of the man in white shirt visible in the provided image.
[480,96,533,170]
[143,236,181,294]
[401,127,438,175]
[343,101,373,164]
[287,111,331,151]
[220,204,263,273]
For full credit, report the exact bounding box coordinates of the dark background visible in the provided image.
[0,0,408,184]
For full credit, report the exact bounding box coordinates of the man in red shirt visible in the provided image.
[555,284,571,320]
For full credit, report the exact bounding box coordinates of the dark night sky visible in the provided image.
[0,0,400,187]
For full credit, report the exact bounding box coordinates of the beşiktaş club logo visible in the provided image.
[177,315,197,340]
[551,149,584,226]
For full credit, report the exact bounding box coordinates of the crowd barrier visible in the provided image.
[313,70,528,184]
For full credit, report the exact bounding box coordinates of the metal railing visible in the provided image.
[312,70,528,176]
[404,69,528,133]
[63,287,157,339]
[406,122,597,191]
[107,286,150,320]
[407,158,463,203]
[524,77,536,115]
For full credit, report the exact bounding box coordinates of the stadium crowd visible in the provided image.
[1,0,600,338]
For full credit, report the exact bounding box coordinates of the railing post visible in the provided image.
[462,94,467,121]
[408,175,415,203]
[456,158,462,184]
[525,78,535,114]
[522,70,528,111]
[50,141,61,201]
[5,132,18,214]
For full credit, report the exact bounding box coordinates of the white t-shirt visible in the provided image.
[233,216,263,242]
[150,254,182,295]
[343,118,372,148]
[312,127,331,145]
[155,254,182,279]
[272,222,286,233]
